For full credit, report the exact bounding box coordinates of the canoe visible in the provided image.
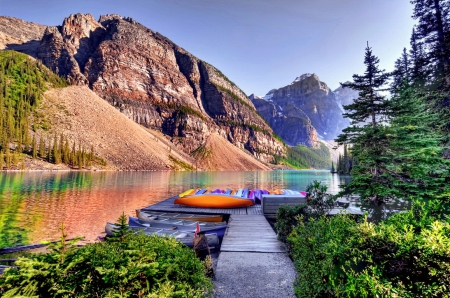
[137,211,226,226]
[136,210,224,222]
[174,193,255,208]
[105,222,219,248]
[179,188,197,198]
[129,216,228,240]
[195,188,207,195]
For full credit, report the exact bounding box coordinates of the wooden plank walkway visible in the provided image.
[220,215,286,253]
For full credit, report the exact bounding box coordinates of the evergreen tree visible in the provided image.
[386,84,450,200]
[409,28,429,87]
[339,43,390,128]
[336,44,391,203]
[53,135,61,164]
[47,136,52,163]
[391,48,412,94]
[39,136,45,158]
[63,138,70,164]
[411,0,450,78]
[331,161,336,173]
[31,135,37,159]
[108,212,131,245]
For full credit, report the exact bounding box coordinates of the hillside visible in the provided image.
[0,16,46,56]
[39,86,270,171]
[28,13,285,164]
[0,50,272,171]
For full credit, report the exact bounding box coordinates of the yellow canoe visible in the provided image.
[174,194,254,208]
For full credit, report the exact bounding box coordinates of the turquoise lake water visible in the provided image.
[0,170,349,247]
[0,170,411,249]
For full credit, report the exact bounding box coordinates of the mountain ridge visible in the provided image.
[250,73,358,148]
[0,13,285,170]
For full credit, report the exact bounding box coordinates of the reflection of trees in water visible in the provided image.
[356,198,411,223]
[0,171,357,248]
[0,174,28,248]
[0,172,97,248]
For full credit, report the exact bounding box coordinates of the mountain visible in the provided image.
[249,94,319,147]
[251,74,358,147]
[40,85,270,171]
[35,13,284,163]
[0,13,285,169]
[0,16,46,56]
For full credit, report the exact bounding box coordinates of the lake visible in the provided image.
[0,170,347,248]
[0,170,407,249]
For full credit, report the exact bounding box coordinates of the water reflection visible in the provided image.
[0,170,356,247]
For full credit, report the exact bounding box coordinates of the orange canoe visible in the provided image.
[174,194,254,208]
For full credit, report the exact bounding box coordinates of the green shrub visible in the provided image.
[287,201,450,298]
[0,229,213,297]
[305,180,337,219]
[275,204,306,244]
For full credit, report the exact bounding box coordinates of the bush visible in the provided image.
[275,204,306,244]
[287,201,450,297]
[0,228,213,297]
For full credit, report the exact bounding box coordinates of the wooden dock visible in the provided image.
[221,215,285,252]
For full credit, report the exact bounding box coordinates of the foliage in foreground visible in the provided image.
[275,180,337,245]
[0,225,213,297]
[288,202,450,298]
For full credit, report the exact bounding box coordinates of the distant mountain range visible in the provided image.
[250,74,358,148]
[0,14,356,170]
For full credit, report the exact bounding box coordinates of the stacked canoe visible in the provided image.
[174,188,307,208]
[104,210,228,248]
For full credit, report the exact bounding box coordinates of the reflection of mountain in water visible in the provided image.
[0,171,409,249]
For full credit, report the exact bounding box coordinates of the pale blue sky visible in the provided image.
[1,0,415,95]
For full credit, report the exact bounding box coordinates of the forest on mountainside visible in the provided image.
[281,143,331,169]
[0,51,106,169]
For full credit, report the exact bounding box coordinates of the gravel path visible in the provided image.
[213,252,296,298]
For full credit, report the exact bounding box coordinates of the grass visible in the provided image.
[169,155,195,171]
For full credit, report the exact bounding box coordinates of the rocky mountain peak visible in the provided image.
[252,74,351,142]
[248,94,263,100]
[334,83,358,108]
[12,13,285,163]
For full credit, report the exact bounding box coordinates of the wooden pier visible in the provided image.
[145,195,297,297]
[221,215,285,252]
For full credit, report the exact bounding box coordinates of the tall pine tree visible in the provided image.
[386,84,450,201]
[411,0,450,78]
[336,44,391,203]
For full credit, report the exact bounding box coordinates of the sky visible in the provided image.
[1,0,416,96]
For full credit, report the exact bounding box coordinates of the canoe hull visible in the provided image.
[174,194,254,208]
[137,210,224,222]
[128,216,228,240]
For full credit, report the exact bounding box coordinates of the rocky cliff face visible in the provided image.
[251,74,352,145]
[0,16,46,56]
[334,82,359,109]
[250,94,319,147]
[22,13,285,163]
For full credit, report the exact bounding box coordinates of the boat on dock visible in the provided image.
[105,222,220,248]
[136,210,224,222]
[129,216,228,240]
[174,188,255,208]
[137,211,226,226]
[173,188,307,208]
